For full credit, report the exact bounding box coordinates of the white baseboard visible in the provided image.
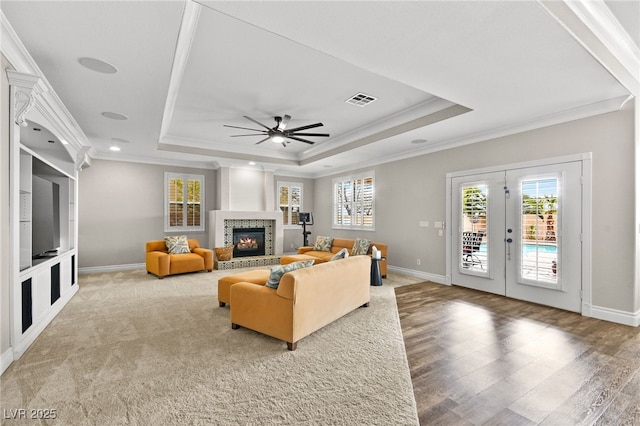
[1,347,14,375]
[387,265,449,285]
[588,305,640,327]
[79,263,145,275]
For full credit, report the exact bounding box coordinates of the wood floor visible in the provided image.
[395,282,640,426]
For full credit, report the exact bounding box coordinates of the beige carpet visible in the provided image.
[1,267,422,425]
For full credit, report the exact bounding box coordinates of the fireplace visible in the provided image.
[208,211,283,258]
[232,227,266,258]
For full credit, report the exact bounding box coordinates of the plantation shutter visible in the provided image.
[333,173,374,230]
[165,173,204,232]
[278,182,303,227]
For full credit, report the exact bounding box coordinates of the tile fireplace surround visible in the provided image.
[208,210,284,270]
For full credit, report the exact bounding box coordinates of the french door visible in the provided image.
[450,161,583,312]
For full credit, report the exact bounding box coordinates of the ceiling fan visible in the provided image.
[224,115,329,147]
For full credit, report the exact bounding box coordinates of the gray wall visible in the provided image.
[1,55,12,355]
[77,105,635,313]
[78,160,216,268]
[312,104,635,312]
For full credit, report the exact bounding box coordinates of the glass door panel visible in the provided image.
[451,172,505,296]
[460,184,488,273]
[506,162,582,312]
[520,176,559,286]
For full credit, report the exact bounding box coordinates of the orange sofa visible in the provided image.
[145,239,213,279]
[282,238,388,277]
[230,255,371,350]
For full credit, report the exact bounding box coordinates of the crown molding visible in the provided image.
[90,151,219,170]
[1,11,93,160]
[537,0,639,97]
[157,137,301,166]
[158,0,202,141]
[308,94,629,179]
[300,103,471,166]
[299,97,465,160]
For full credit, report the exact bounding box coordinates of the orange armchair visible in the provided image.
[145,239,213,279]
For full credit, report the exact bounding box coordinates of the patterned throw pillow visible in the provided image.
[165,235,191,254]
[351,238,371,256]
[265,260,315,289]
[331,248,349,261]
[313,236,334,252]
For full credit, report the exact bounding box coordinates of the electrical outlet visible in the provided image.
[417,259,421,266]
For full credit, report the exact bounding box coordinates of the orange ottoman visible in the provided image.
[218,269,270,307]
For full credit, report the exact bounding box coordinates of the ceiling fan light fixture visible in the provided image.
[225,115,329,147]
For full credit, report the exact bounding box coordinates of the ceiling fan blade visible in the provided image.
[223,124,266,132]
[243,115,272,131]
[278,114,291,131]
[286,122,324,132]
[287,135,315,145]
[291,132,330,137]
[230,133,269,137]
[255,136,271,145]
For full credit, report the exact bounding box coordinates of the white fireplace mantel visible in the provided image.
[208,210,283,255]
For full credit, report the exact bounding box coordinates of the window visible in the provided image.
[278,182,302,227]
[165,173,204,232]
[333,172,374,230]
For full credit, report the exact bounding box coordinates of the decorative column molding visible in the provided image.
[76,146,92,171]
[216,166,230,211]
[263,170,276,211]
[5,70,48,127]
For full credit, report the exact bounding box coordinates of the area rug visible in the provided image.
[0,268,420,425]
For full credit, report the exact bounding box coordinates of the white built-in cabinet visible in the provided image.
[7,71,80,361]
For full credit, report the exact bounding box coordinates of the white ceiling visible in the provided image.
[2,0,637,177]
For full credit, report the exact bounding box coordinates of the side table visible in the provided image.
[370,257,386,286]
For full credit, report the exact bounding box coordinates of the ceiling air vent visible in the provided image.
[345,92,377,107]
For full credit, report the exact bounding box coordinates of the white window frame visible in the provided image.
[164,172,205,233]
[333,171,375,231]
[277,181,303,229]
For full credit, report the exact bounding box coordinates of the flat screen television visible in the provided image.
[32,174,60,258]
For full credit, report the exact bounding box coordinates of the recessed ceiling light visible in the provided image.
[78,57,118,74]
[111,137,131,143]
[248,161,256,166]
[102,112,128,120]
[109,146,121,152]
[411,139,428,144]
